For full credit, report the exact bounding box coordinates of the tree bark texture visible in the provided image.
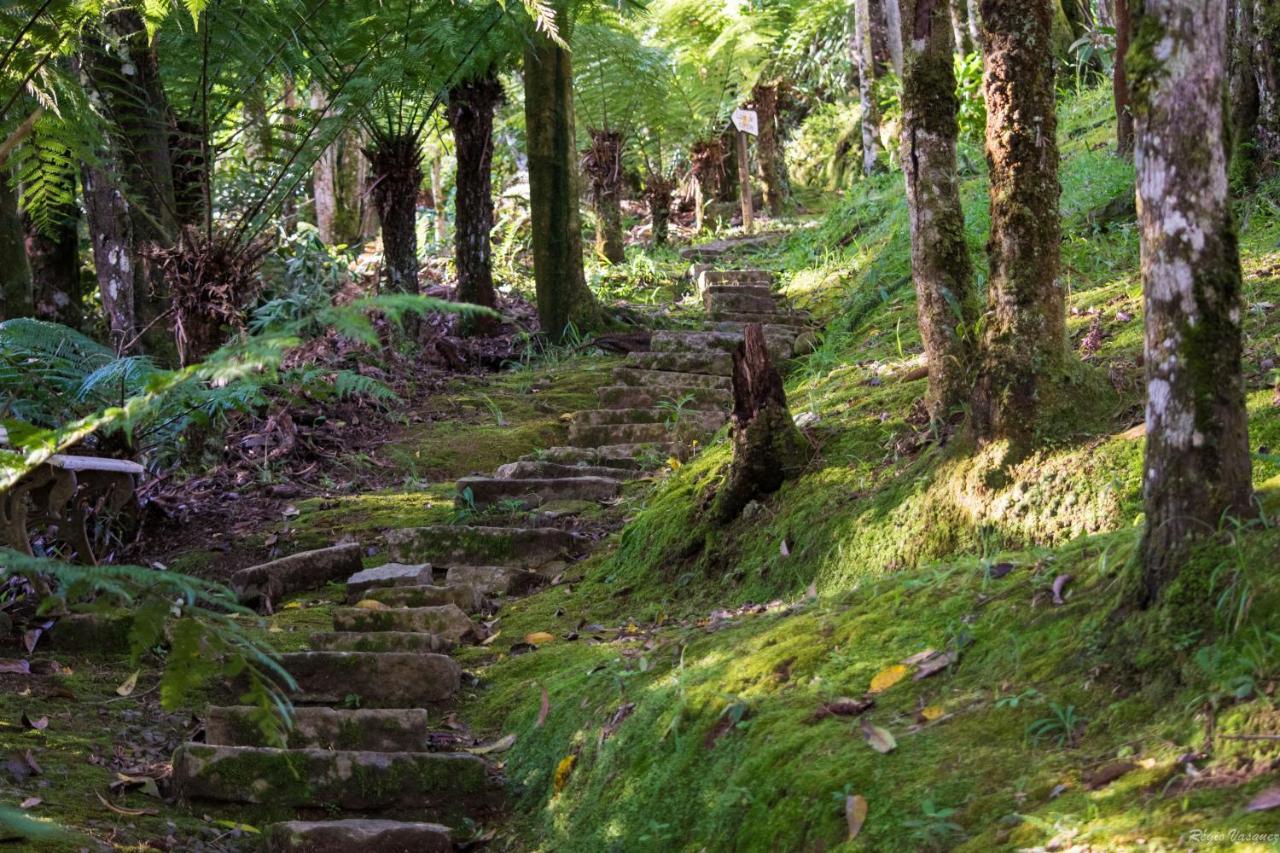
[447,73,502,331]
[0,169,33,320]
[645,175,675,247]
[24,207,81,329]
[951,0,976,53]
[582,129,626,264]
[883,0,906,74]
[752,83,789,216]
[366,134,423,295]
[1131,0,1254,602]
[854,0,884,176]
[713,324,811,523]
[1243,0,1280,178]
[690,139,724,233]
[1115,0,1135,157]
[972,0,1067,449]
[81,163,138,350]
[901,0,979,423]
[967,0,984,47]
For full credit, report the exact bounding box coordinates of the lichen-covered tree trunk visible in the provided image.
[901,0,978,424]
[583,129,626,264]
[366,134,423,295]
[81,163,138,350]
[853,0,884,176]
[966,0,984,46]
[972,0,1067,449]
[1249,0,1280,177]
[1114,0,1135,157]
[0,168,33,320]
[713,324,811,523]
[883,0,906,74]
[447,73,502,333]
[523,9,601,341]
[1132,0,1254,602]
[951,0,976,53]
[753,83,790,217]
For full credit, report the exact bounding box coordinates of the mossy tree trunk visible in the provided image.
[523,9,601,341]
[583,129,626,264]
[1131,0,1254,603]
[82,162,138,350]
[951,0,976,53]
[644,175,675,247]
[971,0,1067,450]
[366,134,423,295]
[753,82,790,217]
[713,324,811,523]
[901,0,979,424]
[1114,0,1135,157]
[1235,0,1280,180]
[447,72,502,335]
[853,0,884,176]
[23,202,81,329]
[0,168,33,320]
[690,139,724,233]
[966,0,984,47]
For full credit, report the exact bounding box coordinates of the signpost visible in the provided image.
[731,108,758,235]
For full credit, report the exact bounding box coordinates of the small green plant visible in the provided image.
[1027,702,1087,747]
[453,486,479,523]
[657,393,697,430]
[903,798,964,850]
[995,688,1043,709]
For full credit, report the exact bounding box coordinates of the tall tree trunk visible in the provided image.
[972,0,1066,450]
[335,130,369,245]
[901,0,978,424]
[1114,0,1135,157]
[583,129,626,264]
[753,82,790,216]
[1250,0,1280,177]
[883,0,906,74]
[691,139,725,234]
[853,0,884,176]
[366,134,423,295]
[718,126,740,202]
[951,0,976,53]
[523,7,601,340]
[966,0,984,47]
[645,175,674,247]
[81,163,138,350]
[310,88,337,242]
[447,73,502,333]
[0,168,33,320]
[23,206,81,329]
[1132,0,1253,603]
[430,155,447,244]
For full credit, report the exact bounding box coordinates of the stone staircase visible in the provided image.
[170,268,814,850]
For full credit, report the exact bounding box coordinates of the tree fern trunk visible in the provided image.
[447,73,502,334]
[366,134,423,296]
[522,7,601,341]
[753,83,789,217]
[1132,0,1254,602]
[585,130,626,264]
[0,167,33,320]
[23,207,80,329]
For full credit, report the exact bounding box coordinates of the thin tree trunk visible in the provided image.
[753,83,789,216]
[430,155,448,244]
[0,168,33,320]
[447,73,502,333]
[972,0,1066,450]
[24,207,81,329]
[310,87,337,242]
[951,0,975,53]
[1132,0,1254,603]
[366,134,422,295]
[522,7,601,341]
[967,0,983,47]
[584,129,626,264]
[883,0,906,74]
[691,139,723,233]
[1114,0,1135,157]
[901,0,978,424]
[1251,0,1280,177]
[81,163,138,350]
[645,176,674,247]
[335,130,369,245]
[854,0,884,176]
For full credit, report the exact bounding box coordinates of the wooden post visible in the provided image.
[736,129,753,234]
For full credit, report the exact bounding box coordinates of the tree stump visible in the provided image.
[713,324,811,523]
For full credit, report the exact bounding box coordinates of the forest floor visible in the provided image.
[5,85,1280,851]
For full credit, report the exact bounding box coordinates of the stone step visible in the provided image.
[266,820,451,853]
[309,631,451,654]
[529,444,677,470]
[495,459,646,481]
[697,269,775,286]
[172,744,492,813]
[346,563,434,597]
[386,525,582,568]
[279,651,460,706]
[711,322,818,354]
[231,543,364,606]
[624,351,734,376]
[332,604,480,644]
[572,408,726,429]
[361,583,484,612]
[444,565,548,596]
[612,367,733,391]
[596,385,731,411]
[456,475,622,509]
[650,330,795,362]
[711,310,813,329]
[701,284,775,302]
[568,421,684,448]
[705,291,780,315]
[205,706,432,752]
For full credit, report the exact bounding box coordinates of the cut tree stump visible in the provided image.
[713,323,811,523]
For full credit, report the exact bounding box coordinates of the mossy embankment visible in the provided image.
[465,86,1280,850]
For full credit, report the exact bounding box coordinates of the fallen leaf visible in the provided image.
[989,562,1015,579]
[1084,761,1136,790]
[813,697,874,720]
[113,773,161,799]
[1246,786,1280,812]
[480,631,501,646]
[353,599,387,610]
[1051,573,1073,605]
[845,794,868,841]
[554,754,576,793]
[536,685,550,728]
[95,792,158,817]
[19,797,41,810]
[868,665,909,694]
[115,670,139,697]
[901,649,936,666]
[4,751,42,783]
[780,539,790,557]
[20,712,47,731]
[525,631,555,646]
[281,505,300,519]
[0,659,31,675]
[467,733,516,755]
[913,651,958,681]
[860,719,897,754]
[918,705,946,722]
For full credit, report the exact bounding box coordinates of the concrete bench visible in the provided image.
[1,425,145,564]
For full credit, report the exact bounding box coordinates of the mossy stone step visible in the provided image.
[567,421,687,448]
[332,604,480,644]
[624,351,734,376]
[346,563,434,597]
[650,330,796,362]
[705,291,781,315]
[205,706,432,752]
[266,819,451,853]
[571,408,725,429]
[711,310,813,328]
[386,525,581,568]
[172,744,492,812]
[527,444,676,470]
[595,385,731,411]
[495,459,648,481]
[697,269,775,286]
[456,475,622,509]
[279,651,460,706]
[443,565,548,596]
[611,367,732,391]
[360,583,484,612]
[700,283,774,300]
[309,631,451,654]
